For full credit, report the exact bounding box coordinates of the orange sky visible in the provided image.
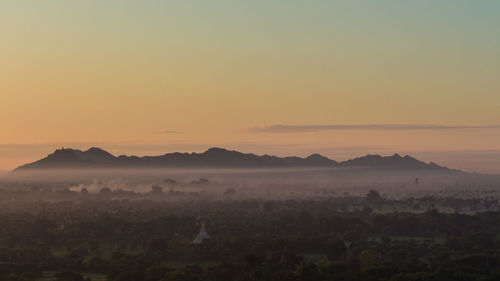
[1,1,500,172]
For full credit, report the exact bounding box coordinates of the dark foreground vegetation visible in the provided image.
[0,188,499,281]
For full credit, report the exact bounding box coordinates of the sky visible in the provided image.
[1,0,500,172]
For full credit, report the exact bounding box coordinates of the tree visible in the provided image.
[99,187,112,196]
[366,190,381,203]
[359,250,380,270]
[54,271,85,281]
[325,238,347,261]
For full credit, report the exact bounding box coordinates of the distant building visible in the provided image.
[193,222,211,244]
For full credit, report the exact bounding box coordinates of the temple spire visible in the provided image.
[193,222,211,244]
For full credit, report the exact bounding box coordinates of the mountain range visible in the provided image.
[13,147,456,172]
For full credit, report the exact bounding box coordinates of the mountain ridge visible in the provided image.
[13,147,457,172]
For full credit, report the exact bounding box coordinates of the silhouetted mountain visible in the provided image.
[339,153,449,170]
[13,147,456,172]
[14,147,338,170]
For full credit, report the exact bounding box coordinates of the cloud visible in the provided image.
[163,130,182,134]
[250,124,500,133]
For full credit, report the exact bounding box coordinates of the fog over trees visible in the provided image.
[0,148,499,281]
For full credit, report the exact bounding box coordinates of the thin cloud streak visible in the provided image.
[250,124,500,133]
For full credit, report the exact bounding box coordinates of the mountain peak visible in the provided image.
[79,147,116,162]
[86,147,108,153]
[306,153,338,165]
[84,147,114,157]
[53,147,78,154]
[307,153,325,159]
[205,147,231,154]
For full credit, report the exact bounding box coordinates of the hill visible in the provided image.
[13,147,457,172]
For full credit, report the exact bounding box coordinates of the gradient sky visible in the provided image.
[1,1,500,172]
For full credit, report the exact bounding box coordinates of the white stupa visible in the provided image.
[193,222,211,244]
